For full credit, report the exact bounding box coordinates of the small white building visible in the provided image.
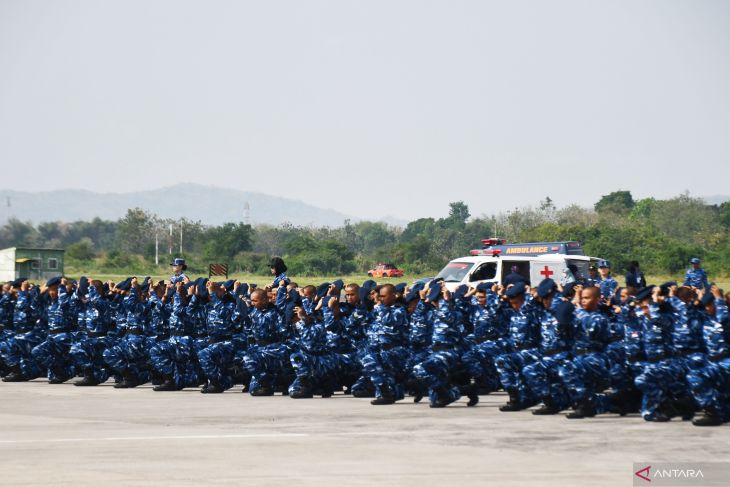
[0,247,65,282]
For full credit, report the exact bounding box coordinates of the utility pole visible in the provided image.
[169,224,173,255]
[155,231,159,266]
[179,221,183,255]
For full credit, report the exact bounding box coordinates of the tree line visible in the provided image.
[1,191,729,277]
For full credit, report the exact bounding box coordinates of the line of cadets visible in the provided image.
[0,257,728,427]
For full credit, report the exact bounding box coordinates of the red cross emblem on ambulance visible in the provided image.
[539,266,554,278]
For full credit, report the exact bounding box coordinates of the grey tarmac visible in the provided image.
[0,380,727,486]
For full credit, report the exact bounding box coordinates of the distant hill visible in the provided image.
[0,184,361,227]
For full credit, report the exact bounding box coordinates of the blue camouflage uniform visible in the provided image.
[320,299,362,392]
[149,290,199,389]
[493,297,543,408]
[103,286,152,386]
[462,291,509,393]
[31,285,76,382]
[69,286,112,383]
[242,304,288,395]
[340,300,374,396]
[360,302,410,401]
[603,302,646,414]
[557,307,611,413]
[683,268,709,290]
[522,301,574,410]
[288,315,340,397]
[686,299,730,422]
[633,301,686,420]
[147,290,170,340]
[170,272,188,286]
[197,293,238,391]
[0,289,45,380]
[0,291,15,339]
[272,272,289,289]
[0,291,14,374]
[412,298,466,406]
[405,299,433,397]
[599,276,619,300]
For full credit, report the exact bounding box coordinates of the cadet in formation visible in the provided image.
[0,255,728,427]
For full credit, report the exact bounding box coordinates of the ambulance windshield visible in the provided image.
[435,262,473,282]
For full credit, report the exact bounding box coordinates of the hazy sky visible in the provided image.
[1,1,728,222]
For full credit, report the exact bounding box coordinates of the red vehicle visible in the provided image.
[367,263,404,278]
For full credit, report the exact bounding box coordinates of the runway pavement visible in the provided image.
[0,379,727,486]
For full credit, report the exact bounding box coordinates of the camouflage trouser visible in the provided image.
[103,334,151,384]
[495,348,540,408]
[360,345,410,399]
[686,356,730,421]
[0,330,44,379]
[31,332,75,382]
[242,343,289,394]
[522,351,572,410]
[634,358,687,420]
[405,348,431,397]
[198,340,236,390]
[462,340,506,392]
[412,349,462,405]
[69,334,113,383]
[288,350,340,394]
[345,344,374,395]
[558,351,610,412]
[149,336,200,389]
[605,341,633,391]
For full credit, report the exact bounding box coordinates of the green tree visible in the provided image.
[594,190,635,215]
[65,239,96,262]
[444,201,470,228]
[117,208,155,253]
[203,222,253,262]
[629,197,657,220]
[0,218,39,248]
[718,201,730,228]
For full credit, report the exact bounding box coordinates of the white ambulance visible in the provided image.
[435,239,603,291]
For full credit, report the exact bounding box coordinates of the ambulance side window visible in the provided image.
[470,262,497,282]
[567,260,590,281]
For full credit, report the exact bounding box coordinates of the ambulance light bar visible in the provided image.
[470,249,502,256]
[481,238,507,246]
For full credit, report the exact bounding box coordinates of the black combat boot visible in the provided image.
[74,370,100,387]
[371,385,396,405]
[566,398,597,419]
[646,410,672,422]
[150,371,164,386]
[405,379,425,403]
[2,365,27,382]
[201,381,224,394]
[499,389,522,412]
[320,379,336,398]
[607,390,631,416]
[461,383,479,407]
[673,396,697,421]
[153,375,177,391]
[114,371,138,389]
[429,387,456,408]
[692,408,723,427]
[48,368,71,384]
[533,396,561,415]
[250,385,274,396]
[352,381,375,398]
[290,379,314,399]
